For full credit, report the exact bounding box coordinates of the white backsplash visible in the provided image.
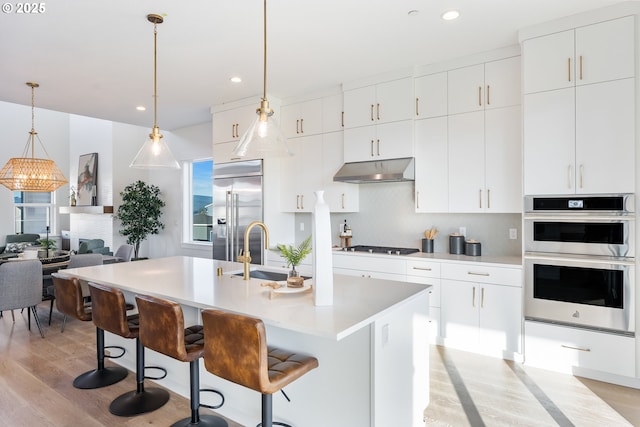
[295,182,522,257]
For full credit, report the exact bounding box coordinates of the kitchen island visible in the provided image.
[64,256,430,427]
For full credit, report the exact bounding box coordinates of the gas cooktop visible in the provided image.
[342,245,420,255]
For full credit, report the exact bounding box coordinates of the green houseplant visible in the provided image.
[276,235,312,277]
[115,180,165,260]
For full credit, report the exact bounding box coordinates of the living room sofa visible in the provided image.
[0,233,41,260]
[78,239,113,256]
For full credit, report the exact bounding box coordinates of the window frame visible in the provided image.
[13,191,54,236]
[182,158,214,246]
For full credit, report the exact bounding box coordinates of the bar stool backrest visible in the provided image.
[135,293,189,362]
[51,273,91,321]
[201,309,270,393]
[88,282,136,339]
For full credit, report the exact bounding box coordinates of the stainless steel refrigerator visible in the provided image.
[212,159,264,265]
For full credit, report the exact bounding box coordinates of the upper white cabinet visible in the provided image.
[523,16,635,94]
[322,93,344,133]
[343,78,413,128]
[343,120,413,163]
[448,56,520,115]
[322,132,359,212]
[414,72,447,119]
[522,15,635,195]
[280,99,323,139]
[212,104,258,145]
[414,116,448,212]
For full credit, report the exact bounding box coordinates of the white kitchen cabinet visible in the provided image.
[448,106,521,212]
[523,78,634,195]
[524,320,635,378]
[523,16,634,94]
[448,56,520,115]
[414,72,447,119]
[343,120,413,163]
[212,104,258,145]
[280,135,323,212]
[441,263,522,358]
[322,132,359,212]
[414,116,448,212]
[332,252,406,281]
[343,78,413,129]
[406,259,442,344]
[280,98,323,139]
[322,93,344,133]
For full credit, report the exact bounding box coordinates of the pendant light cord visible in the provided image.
[262,0,267,101]
[153,20,158,129]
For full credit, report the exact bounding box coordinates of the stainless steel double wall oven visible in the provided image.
[524,194,635,334]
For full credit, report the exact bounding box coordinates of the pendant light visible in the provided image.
[130,14,180,169]
[233,0,292,158]
[0,82,68,192]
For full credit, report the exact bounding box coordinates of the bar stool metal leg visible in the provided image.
[73,327,128,389]
[109,338,170,416]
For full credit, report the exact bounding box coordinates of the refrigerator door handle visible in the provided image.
[233,192,240,261]
[226,191,232,261]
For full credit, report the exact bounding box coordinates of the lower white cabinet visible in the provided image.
[524,320,635,378]
[440,263,522,358]
[406,259,442,343]
[332,252,406,281]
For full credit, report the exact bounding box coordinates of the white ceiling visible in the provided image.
[0,0,626,130]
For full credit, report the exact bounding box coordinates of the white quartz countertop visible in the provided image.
[333,248,522,267]
[63,256,430,341]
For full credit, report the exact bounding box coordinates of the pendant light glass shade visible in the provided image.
[130,14,180,169]
[233,0,292,158]
[0,82,68,192]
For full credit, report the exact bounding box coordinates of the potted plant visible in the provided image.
[37,238,57,258]
[276,235,312,278]
[114,180,165,260]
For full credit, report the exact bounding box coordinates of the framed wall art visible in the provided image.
[76,152,98,206]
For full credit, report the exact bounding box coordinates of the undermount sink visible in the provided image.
[233,270,310,281]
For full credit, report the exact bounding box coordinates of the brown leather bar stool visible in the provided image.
[201,309,319,427]
[89,282,169,416]
[135,294,226,427]
[51,273,128,389]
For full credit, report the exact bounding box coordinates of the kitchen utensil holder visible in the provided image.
[449,234,465,255]
[422,239,434,253]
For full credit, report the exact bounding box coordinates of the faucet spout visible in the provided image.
[241,221,269,280]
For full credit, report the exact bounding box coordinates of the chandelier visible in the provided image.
[0,82,68,192]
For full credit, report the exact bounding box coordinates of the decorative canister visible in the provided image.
[422,238,434,253]
[465,240,482,256]
[449,233,465,255]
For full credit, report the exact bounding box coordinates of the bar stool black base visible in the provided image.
[170,415,228,427]
[109,387,170,417]
[73,366,128,389]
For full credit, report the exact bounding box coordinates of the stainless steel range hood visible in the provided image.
[333,157,415,183]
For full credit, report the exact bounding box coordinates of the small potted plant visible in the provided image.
[37,238,57,258]
[276,235,312,285]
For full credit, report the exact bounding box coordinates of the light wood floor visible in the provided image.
[2,302,640,427]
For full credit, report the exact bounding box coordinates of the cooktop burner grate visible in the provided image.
[343,245,419,255]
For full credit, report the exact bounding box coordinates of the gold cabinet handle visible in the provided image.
[486,85,490,105]
[568,58,571,82]
[296,119,300,134]
[341,193,345,209]
[231,123,236,138]
[468,271,490,277]
[300,194,304,210]
[579,55,583,80]
[415,97,419,116]
[481,287,485,308]
[487,189,491,209]
[370,104,375,121]
[478,86,482,106]
[579,164,584,189]
[412,266,432,271]
[416,191,420,209]
[370,140,375,157]
[296,195,300,210]
[377,103,380,121]
[376,139,380,156]
[341,111,344,127]
[561,344,591,352]
[479,189,482,209]
[568,165,573,189]
[472,287,476,308]
[300,118,304,134]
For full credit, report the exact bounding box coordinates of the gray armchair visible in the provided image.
[78,239,112,256]
[0,259,45,338]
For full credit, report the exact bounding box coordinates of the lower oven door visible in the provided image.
[524,253,635,334]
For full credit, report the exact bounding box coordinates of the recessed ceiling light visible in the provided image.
[230,76,242,83]
[441,10,460,21]
[136,106,146,111]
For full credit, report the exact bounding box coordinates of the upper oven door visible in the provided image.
[524,216,635,257]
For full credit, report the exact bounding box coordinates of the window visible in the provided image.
[185,159,213,243]
[14,191,53,234]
